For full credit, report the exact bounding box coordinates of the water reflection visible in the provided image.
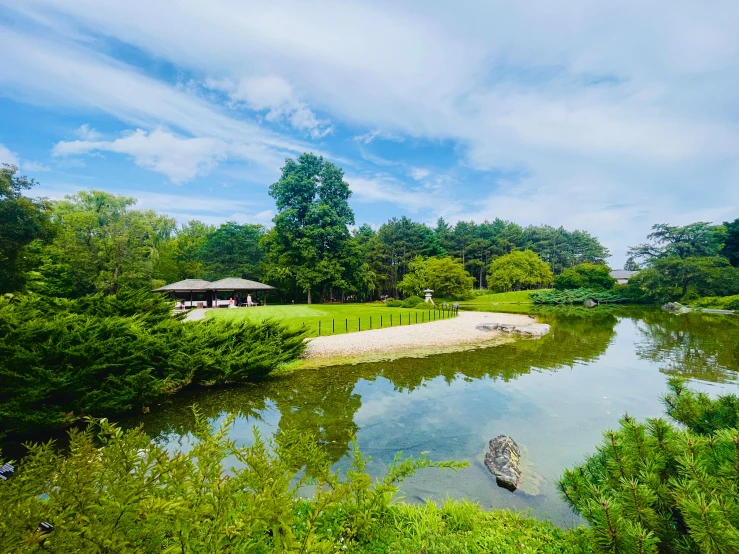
[632,310,739,383]
[111,308,739,526]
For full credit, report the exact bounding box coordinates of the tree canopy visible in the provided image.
[264,153,357,304]
[398,256,474,298]
[0,165,52,293]
[0,153,615,302]
[487,250,554,292]
[554,263,615,291]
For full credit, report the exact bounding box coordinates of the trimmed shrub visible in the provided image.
[386,300,403,307]
[401,295,423,308]
[531,288,626,305]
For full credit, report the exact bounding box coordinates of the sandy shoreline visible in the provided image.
[302,311,537,362]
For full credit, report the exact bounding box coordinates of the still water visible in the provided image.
[126,307,739,527]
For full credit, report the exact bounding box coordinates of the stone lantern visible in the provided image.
[423,288,434,305]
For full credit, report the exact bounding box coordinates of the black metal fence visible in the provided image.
[316,305,459,336]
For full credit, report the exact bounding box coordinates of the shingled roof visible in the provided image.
[153,279,212,292]
[205,278,276,291]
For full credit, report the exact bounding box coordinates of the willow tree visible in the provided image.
[487,250,553,292]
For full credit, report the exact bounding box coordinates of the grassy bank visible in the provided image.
[686,294,739,310]
[207,303,456,337]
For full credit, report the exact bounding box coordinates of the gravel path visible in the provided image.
[303,311,535,360]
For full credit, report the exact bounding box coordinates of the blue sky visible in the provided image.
[1,1,738,266]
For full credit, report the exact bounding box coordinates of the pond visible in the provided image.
[124,307,739,528]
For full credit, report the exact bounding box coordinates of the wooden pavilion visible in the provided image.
[153,278,275,308]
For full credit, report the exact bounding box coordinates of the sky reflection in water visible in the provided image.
[129,307,739,527]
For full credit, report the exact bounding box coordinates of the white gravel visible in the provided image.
[302,311,535,360]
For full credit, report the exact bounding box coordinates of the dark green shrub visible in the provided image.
[558,378,739,553]
[0,293,305,439]
[531,288,626,305]
[386,300,403,307]
[401,295,423,308]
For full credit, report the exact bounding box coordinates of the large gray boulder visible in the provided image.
[475,323,499,331]
[662,302,690,314]
[583,298,598,308]
[484,435,521,492]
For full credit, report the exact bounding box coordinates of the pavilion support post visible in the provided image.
[264,292,268,306]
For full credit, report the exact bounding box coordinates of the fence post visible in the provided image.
[416,312,418,324]
[390,314,393,327]
[332,319,335,334]
[358,317,361,332]
[381,315,383,328]
[408,313,410,325]
[370,316,372,330]
[345,319,348,333]
[319,321,321,336]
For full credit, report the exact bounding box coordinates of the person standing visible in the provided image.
[247,293,253,307]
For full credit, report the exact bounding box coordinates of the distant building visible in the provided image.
[609,270,639,285]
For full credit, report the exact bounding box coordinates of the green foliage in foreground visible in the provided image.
[559,378,739,553]
[0,414,592,553]
[0,291,305,439]
[531,288,627,305]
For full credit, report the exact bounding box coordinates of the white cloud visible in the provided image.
[409,167,430,181]
[0,143,50,173]
[53,128,228,183]
[21,161,51,172]
[0,144,19,167]
[347,174,458,215]
[3,0,739,263]
[76,123,102,140]
[353,130,405,144]
[204,74,332,138]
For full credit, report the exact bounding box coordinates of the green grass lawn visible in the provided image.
[206,303,455,337]
[459,290,541,305]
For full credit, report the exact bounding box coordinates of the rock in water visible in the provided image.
[662,302,690,313]
[484,435,521,492]
[583,298,598,308]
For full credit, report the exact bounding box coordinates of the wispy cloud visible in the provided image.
[1,0,739,264]
[53,128,229,183]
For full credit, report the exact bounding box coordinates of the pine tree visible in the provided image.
[558,378,739,553]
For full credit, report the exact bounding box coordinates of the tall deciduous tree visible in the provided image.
[723,217,739,267]
[266,153,354,304]
[0,165,52,293]
[487,250,553,292]
[39,190,175,296]
[199,222,265,281]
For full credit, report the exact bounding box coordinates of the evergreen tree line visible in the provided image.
[1,157,610,302]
